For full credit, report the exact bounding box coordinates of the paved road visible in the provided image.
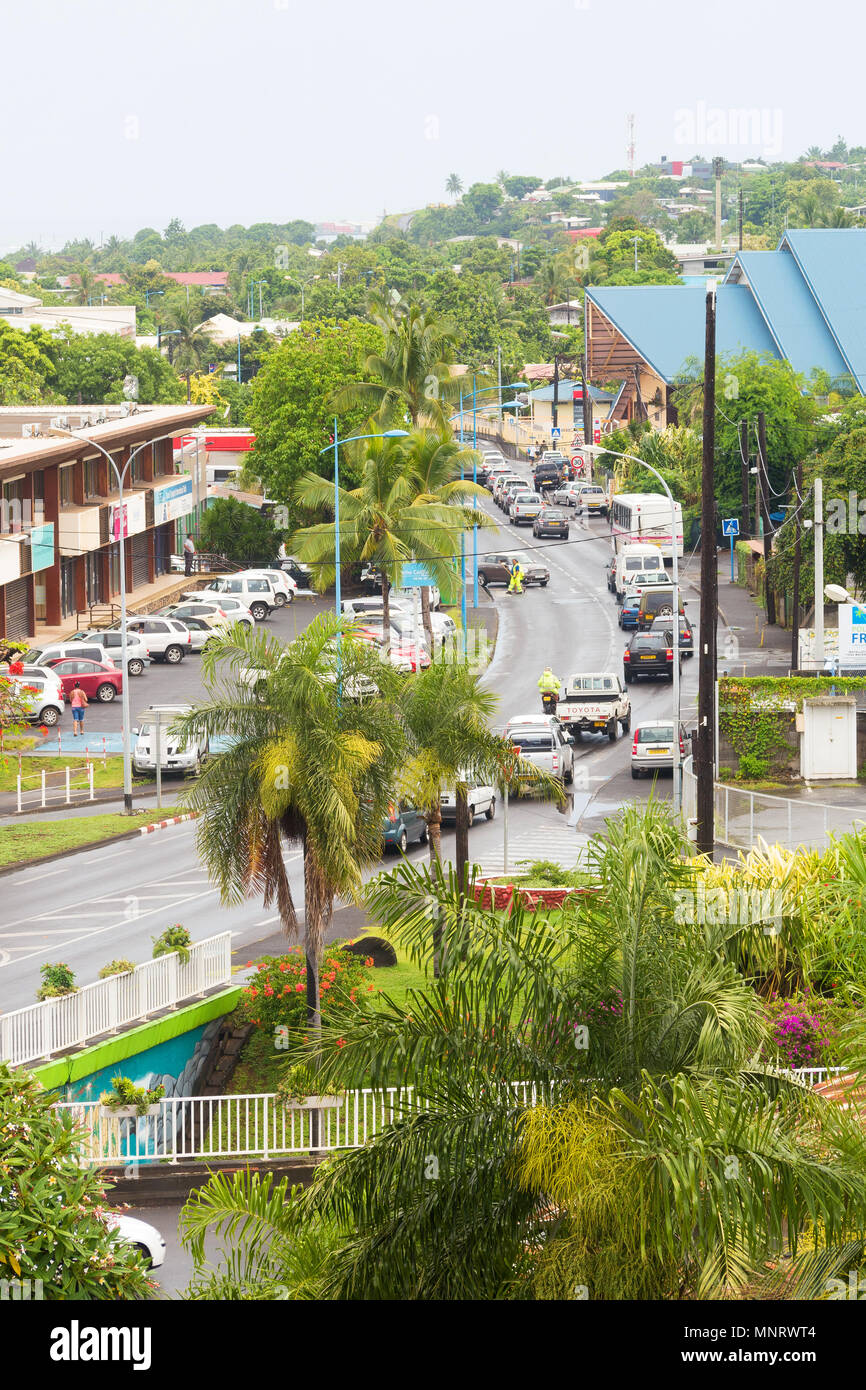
[0,469,715,1013]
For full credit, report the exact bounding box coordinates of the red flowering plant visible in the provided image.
[239,946,374,1032]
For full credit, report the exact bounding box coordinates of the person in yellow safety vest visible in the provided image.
[538,667,560,695]
[507,560,524,594]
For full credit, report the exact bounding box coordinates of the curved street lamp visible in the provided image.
[318,421,409,614]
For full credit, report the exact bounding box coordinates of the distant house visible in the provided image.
[0,285,135,337]
[58,270,229,295]
[585,229,866,426]
[546,300,583,325]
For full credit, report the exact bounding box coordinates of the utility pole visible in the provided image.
[552,353,560,432]
[791,460,803,672]
[738,188,744,250]
[580,364,592,448]
[738,419,751,537]
[713,157,724,249]
[814,476,825,667]
[757,411,776,624]
[696,282,717,857]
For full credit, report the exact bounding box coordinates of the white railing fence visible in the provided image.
[680,755,862,851]
[55,1072,844,1166]
[16,760,95,813]
[0,933,232,1068]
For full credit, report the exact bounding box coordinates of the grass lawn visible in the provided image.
[227,945,429,1097]
[0,754,150,796]
[0,808,179,868]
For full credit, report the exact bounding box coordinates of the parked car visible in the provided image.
[552,481,584,509]
[478,552,549,588]
[576,485,608,517]
[121,616,192,663]
[503,714,574,788]
[193,575,280,621]
[341,597,456,647]
[630,721,687,779]
[10,673,65,726]
[237,568,296,606]
[509,490,544,526]
[623,630,680,683]
[24,640,119,672]
[105,1212,166,1270]
[67,630,150,676]
[132,705,209,776]
[439,781,496,823]
[278,555,313,588]
[0,663,63,696]
[650,613,694,656]
[179,594,255,628]
[533,506,570,538]
[47,658,123,703]
[382,800,428,853]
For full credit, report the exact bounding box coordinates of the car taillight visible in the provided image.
[666,648,673,660]
[679,736,685,754]
[683,630,691,640]
[388,804,396,822]
[552,754,558,770]
[623,649,630,661]
[632,733,639,755]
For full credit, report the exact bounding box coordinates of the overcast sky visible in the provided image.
[1,0,860,251]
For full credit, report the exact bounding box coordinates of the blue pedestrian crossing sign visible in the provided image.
[550,427,561,439]
[722,517,739,537]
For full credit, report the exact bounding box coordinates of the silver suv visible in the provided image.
[503,714,575,788]
[122,617,192,664]
[69,629,150,676]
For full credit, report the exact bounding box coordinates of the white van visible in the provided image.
[614,543,666,599]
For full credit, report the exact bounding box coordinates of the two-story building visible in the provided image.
[0,403,213,641]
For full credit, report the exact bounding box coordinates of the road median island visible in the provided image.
[0,808,187,874]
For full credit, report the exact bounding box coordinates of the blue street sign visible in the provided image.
[721,517,739,536]
[550,427,561,439]
[399,561,436,588]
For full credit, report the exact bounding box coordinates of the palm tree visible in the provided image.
[446,173,463,202]
[291,429,492,651]
[332,295,464,429]
[284,800,866,1299]
[73,263,99,306]
[165,300,215,392]
[401,428,486,644]
[176,614,403,1028]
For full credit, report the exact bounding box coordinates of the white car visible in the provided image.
[180,593,255,628]
[132,705,209,776]
[25,640,120,672]
[439,781,496,823]
[68,629,151,676]
[237,568,297,606]
[504,714,575,788]
[11,673,66,727]
[631,721,686,779]
[106,1212,166,1269]
[510,491,544,525]
[193,575,280,621]
[122,617,192,664]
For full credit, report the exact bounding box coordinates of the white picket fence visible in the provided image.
[55,1072,845,1166]
[0,933,232,1067]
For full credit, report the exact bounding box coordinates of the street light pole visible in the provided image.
[472,375,479,609]
[696,282,718,857]
[814,476,825,668]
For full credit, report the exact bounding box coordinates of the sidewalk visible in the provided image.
[680,550,792,675]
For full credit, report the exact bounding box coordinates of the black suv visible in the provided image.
[623,631,681,683]
[532,461,562,491]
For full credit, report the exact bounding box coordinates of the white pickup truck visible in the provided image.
[556,672,631,742]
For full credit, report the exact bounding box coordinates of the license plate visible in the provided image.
[593,720,606,728]
[640,654,656,661]
[648,747,668,755]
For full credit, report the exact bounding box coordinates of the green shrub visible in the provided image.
[239,947,373,1033]
[152,923,191,964]
[36,961,77,1000]
[99,1075,165,1116]
[98,958,136,979]
[0,1063,152,1298]
[738,752,770,781]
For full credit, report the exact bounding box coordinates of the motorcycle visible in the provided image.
[541,691,558,714]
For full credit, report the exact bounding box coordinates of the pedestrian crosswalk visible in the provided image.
[473,820,590,876]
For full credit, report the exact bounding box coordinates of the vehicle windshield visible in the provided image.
[568,677,614,691]
[510,733,554,751]
[637,726,673,742]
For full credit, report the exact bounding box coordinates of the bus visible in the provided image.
[609,492,683,561]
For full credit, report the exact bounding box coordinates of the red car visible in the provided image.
[47,658,124,703]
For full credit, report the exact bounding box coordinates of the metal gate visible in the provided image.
[4,575,32,640]
[131,532,150,588]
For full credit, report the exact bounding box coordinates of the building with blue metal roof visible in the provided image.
[585,229,866,427]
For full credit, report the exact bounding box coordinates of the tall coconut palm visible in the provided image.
[73,263,99,306]
[165,300,214,393]
[446,173,463,202]
[283,800,866,1300]
[291,429,492,652]
[332,295,464,429]
[176,614,403,1028]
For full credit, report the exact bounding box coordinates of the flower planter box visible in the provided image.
[99,1103,162,1120]
[473,878,597,913]
[280,1095,343,1111]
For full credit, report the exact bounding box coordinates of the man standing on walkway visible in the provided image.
[183,533,196,577]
